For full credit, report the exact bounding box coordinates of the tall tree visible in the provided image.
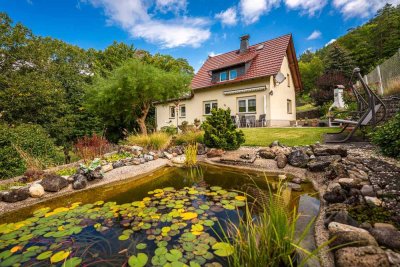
[299,55,324,94]
[323,44,355,77]
[86,59,190,135]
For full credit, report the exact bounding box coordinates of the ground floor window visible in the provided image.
[169,106,176,118]
[204,101,218,115]
[237,96,256,113]
[287,99,292,114]
[179,105,186,117]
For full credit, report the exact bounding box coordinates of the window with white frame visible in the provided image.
[204,101,218,115]
[229,69,237,80]
[220,72,227,82]
[169,106,176,118]
[287,99,292,114]
[237,97,256,113]
[179,105,186,117]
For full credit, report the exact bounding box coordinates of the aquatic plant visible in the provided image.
[126,132,171,150]
[185,143,198,167]
[217,182,327,267]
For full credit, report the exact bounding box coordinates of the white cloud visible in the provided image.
[307,30,322,40]
[215,7,238,26]
[155,0,187,14]
[284,0,327,16]
[333,0,400,18]
[239,0,280,25]
[325,38,336,46]
[82,0,210,48]
[208,51,221,57]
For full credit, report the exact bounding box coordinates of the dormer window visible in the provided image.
[229,69,237,80]
[220,72,228,81]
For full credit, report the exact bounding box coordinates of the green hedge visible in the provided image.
[0,124,63,179]
[370,112,400,158]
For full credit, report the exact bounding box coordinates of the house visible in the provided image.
[155,34,302,130]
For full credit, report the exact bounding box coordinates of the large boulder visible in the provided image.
[335,246,390,267]
[287,150,309,168]
[361,185,376,197]
[29,183,45,198]
[326,162,349,179]
[206,148,224,158]
[112,161,125,169]
[40,174,68,192]
[369,227,400,251]
[72,174,88,190]
[258,148,275,159]
[276,154,287,169]
[324,209,359,227]
[307,160,331,172]
[313,146,348,157]
[1,186,30,202]
[101,163,113,173]
[330,230,378,248]
[197,143,207,155]
[338,178,362,190]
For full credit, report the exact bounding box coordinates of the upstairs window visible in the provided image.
[169,106,176,118]
[204,101,218,115]
[220,72,227,82]
[229,69,237,80]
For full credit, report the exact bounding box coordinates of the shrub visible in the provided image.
[160,125,178,135]
[202,108,245,150]
[174,131,204,145]
[0,124,61,179]
[126,132,171,150]
[74,134,111,162]
[370,112,400,158]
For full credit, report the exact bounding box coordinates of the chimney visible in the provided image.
[240,34,250,54]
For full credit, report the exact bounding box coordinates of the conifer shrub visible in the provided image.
[370,112,400,158]
[202,108,245,150]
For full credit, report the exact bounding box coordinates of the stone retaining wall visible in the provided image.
[382,95,400,120]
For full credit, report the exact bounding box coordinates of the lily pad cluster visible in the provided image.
[0,185,245,266]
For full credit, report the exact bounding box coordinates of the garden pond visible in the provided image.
[0,164,319,267]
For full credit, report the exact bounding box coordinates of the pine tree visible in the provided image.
[324,44,355,77]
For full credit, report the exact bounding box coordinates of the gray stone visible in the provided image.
[163,151,173,160]
[323,187,347,204]
[143,154,154,161]
[373,223,397,231]
[328,222,369,234]
[369,228,400,251]
[291,177,302,184]
[196,143,207,155]
[385,250,400,266]
[1,186,30,202]
[286,182,302,191]
[171,155,186,164]
[269,140,280,147]
[206,148,224,158]
[365,196,382,207]
[139,158,146,164]
[40,174,68,192]
[330,230,378,248]
[307,160,331,172]
[87,168,103,181]
[338,178,362,190]
[29,183,45,198]
[361,185,376,197]
[335,246,390,267]
[324,210,359,227]
[72,174,87,190]
[287,150,309,168]
[112,161,125,169]
[101,164,113,173]
[276,153,287,169]
[313,146,347,157]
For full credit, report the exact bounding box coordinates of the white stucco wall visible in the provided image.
[155,56,296,130]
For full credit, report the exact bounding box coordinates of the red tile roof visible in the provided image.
[191,34,296,90]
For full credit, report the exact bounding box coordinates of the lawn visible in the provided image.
[241,127,339,147]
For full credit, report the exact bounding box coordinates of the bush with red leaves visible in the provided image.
[74,134,111,161]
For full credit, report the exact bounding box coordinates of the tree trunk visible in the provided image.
[136,103,150,135]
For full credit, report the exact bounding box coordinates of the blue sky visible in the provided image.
[1,0,399,71]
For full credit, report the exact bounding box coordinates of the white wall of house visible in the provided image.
[155,56,296,130]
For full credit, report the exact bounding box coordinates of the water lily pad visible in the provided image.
[118,234,129,241]
[190,261,201,267]
[136,243,147,250]
[181,232,196,242]
[210,186,222,191]
[223,204,235,210]
[128,253,148,267]
[155,247,168,256]
[62,257,82,267]
[199,204,209,210]
[212,242,234,257]
[151,255,167,266]
[50,250,70,263]
[165,249,182,262]
[235,196,246,201]
[36,251,52,260]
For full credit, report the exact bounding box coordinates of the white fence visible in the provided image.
[363,48,400,95]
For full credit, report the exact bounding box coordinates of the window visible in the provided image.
[229,69,237,80]
[169,106,176,118]
[287,99,292,114]
[179,105,186,117]
[237,97,256,113]
[287,74,290,87]
[204,101,218,115]
[220,72,227,82]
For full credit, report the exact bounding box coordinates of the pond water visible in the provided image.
[0,164,318,267]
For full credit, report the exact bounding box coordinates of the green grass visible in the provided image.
[241,127,339,147]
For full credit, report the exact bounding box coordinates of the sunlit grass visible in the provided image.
[125,132,171,150]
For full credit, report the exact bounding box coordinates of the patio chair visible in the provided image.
[256,114,266,127]
[327,68,386,143]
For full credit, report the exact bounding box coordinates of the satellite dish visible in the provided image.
[275,72,286,84]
